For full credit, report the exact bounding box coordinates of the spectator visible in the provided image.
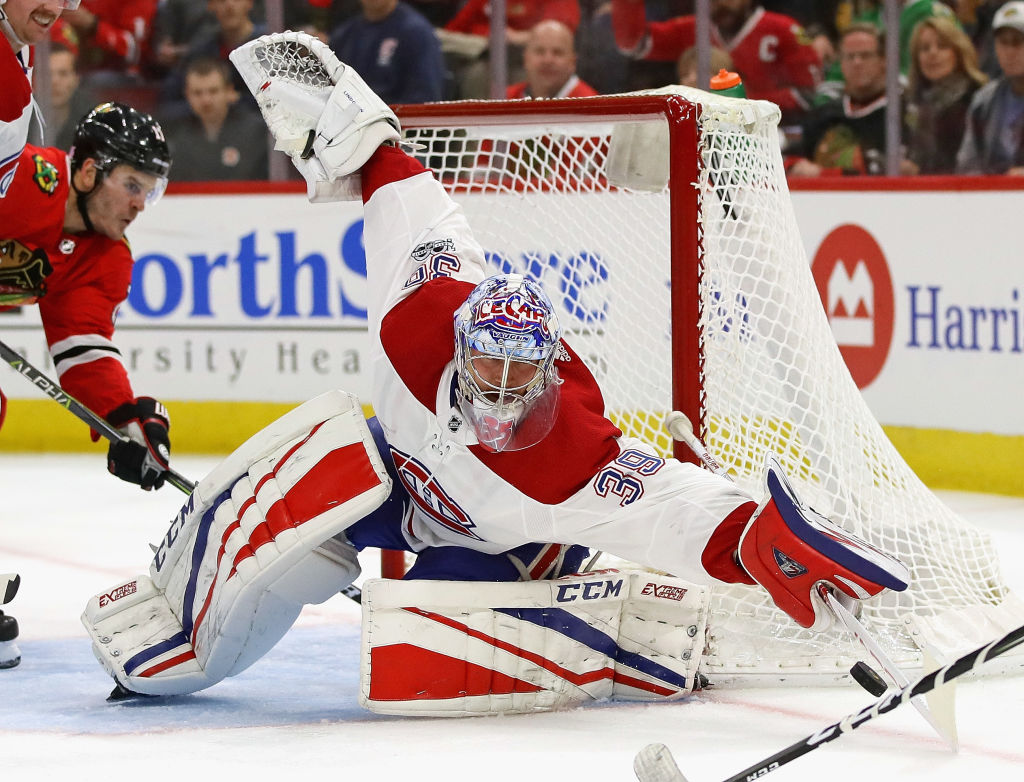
[971,0,1010,78]
[446,0,580,43]
[787,23,912,176]
[764,0,844,70]
[164,57,268,181]
[2,0,69,192]
[842,1,959,73]
[329,0,445,105]
[161,0,267,120]
[956,0,1024,174]
[676,43,733,88]
[150,0,216,76]
[60,0,158,83]
[904,14,987,174]
[611,0,822,124]
[507,19,597,98]
[443,0,581,98]
[42,42,97,149]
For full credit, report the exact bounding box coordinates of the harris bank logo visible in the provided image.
[811,224,894,389]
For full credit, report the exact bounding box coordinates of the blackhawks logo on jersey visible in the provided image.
[32,154,60,195]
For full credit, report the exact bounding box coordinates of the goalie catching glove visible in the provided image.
[229,31,400,202]
[104,397,171,490]
[738,455,910,631]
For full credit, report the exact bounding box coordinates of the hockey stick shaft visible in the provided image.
[635,622,1024,782]
[0,339,195,495]
[722,622,1023,781]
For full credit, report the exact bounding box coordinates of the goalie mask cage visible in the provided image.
[393,87,1024,684]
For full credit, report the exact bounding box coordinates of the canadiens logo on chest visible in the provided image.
[389,445,482,540]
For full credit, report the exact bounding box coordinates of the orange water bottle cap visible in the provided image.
[710,69,742,90]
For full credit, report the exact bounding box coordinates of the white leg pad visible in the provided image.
[82,390,390,696]
[359,570,709,717]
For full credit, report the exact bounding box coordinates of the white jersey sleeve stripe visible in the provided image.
[50,334,125,376]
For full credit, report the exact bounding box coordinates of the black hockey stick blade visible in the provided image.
[0,339,196,495]
[634,622,1024,782]
[1,573,20,605]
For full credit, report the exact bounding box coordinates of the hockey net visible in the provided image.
[394,88,1024,683]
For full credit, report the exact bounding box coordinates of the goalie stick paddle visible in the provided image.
[633,621,1024,782]
[0,338,195,496]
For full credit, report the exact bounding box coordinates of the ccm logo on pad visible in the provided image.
[641,582,687,601]
[99,581,138,607]
[555,578,624,602]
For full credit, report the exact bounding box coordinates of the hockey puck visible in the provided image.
[850,661,887,697]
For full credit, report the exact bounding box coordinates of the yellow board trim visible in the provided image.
[0,399,377,456]
[2,400,1022,496]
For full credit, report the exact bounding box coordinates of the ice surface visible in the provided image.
[2,454,1022,781]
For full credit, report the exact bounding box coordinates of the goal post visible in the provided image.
[388,88,1024,683]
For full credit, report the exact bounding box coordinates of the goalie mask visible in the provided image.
[454,274,563,453]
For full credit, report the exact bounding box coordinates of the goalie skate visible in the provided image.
[229,31,399,181]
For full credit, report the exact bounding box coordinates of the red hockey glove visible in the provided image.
[106,397,171,490]
[738,455,910,631]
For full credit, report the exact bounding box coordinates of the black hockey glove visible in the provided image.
[106,397,171,490]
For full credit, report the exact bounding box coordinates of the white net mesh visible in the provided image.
[397,89,1024,683]
[252,36,335,88]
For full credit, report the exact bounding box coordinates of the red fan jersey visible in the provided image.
[446,0,580,36]
[0,145,136,419]
[612,3,821,119]
[506,74,598,99]
[76,0,159,71]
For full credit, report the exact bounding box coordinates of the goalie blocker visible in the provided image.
[738,455,911,632]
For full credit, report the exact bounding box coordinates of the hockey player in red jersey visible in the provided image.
[0,102,174,493]
[1,99,172,669]
[611,0,821,123]
[1,0,78,197]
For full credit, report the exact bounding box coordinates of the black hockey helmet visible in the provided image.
[71,102,171,181]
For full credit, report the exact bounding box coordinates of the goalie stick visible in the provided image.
[661,411,957,749]
[633,620,1024,782]
[0,338,195,496]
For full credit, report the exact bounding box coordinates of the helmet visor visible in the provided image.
[459,377,560,452]
[103,163,168,207]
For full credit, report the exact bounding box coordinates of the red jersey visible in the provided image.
[77,0,159,71]
[0,42,34,197]
[506,75,598,99]
[0,145,136,419]
[612,3,820,119]
[446,0,580,36]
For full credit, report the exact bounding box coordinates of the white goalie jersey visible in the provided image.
[362,145,756,588]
